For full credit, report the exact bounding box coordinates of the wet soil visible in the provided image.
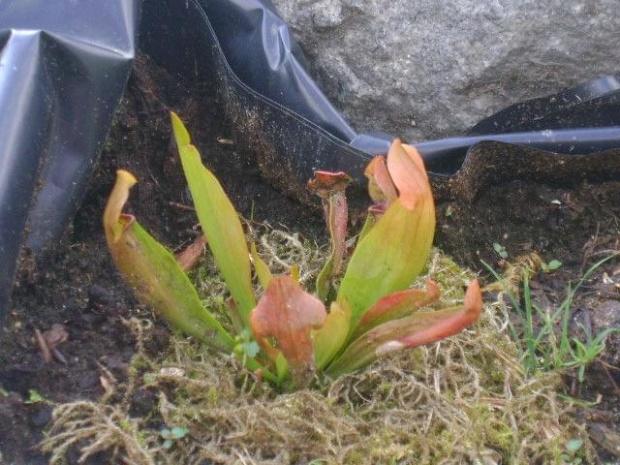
[438,179,620,462]
[1,55,619,463]
[0,55,325,465]
[438,180,620,375]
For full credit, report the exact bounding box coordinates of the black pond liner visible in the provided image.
[1,0,620,320]
[0,0,138,321]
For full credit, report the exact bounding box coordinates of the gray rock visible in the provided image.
[310,0,344,28]
[272,0,620,142]
[591,300,620,333]
[590,299,620,367]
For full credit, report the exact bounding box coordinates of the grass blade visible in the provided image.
[171,113,256,326]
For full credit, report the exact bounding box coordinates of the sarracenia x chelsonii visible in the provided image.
[104,112,482,388]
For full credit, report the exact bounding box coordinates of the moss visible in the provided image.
[118,418,133,432]
[207,386,219,408]
[42,230,596,464]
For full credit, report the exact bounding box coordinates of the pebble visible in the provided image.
[87,284,113,308]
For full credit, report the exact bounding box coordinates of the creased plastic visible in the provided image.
[1,0,619,321]
[0,0,139,318]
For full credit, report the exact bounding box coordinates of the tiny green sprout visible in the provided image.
[566,438,584,453]
[493,242,508,259]
[483,254,618,380]
[160,426,189,449]
[444,205,453,217]
[561,437,584,464]
[541,259,563,273]
[566,327,620,382]
[104,113,482,390]
[118,418,133,432]
[233,329,261,358]
[24,389,45,404]
[241,341,260,358]
[561,454,583,465]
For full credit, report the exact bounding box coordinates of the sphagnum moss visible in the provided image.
[42,231,594,464]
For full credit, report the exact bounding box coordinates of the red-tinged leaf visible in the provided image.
[249,276,327,385]
[338,139,436,329]
[103,171,235,351]
[386,140,429,211]
[308,171,352,198]
[351,280,440,339]
[365,155,397,206]
[395,280,481,347]
[338,198,435,330]
[176,235,207,272]
[313,300,352,369]
[402,143,428,176]
[325,191,348,277]
[327,280,482,376]
[315,190,348,299]
[309,171,352,300]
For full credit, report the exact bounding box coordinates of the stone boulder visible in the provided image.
[271,0,620,142]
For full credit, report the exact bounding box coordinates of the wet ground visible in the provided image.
[0,55,619,464]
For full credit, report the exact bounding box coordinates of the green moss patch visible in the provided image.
[41,229,593,464]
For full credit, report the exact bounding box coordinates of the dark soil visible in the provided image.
[1,54,619,463]
[438,179,620,462]
[438,179,620,379]
[0,54,325,465]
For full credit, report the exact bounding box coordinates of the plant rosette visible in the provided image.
[103,112,482,389]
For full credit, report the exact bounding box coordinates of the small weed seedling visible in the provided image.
[493,242,508,259]
[541,259,563,273]
[566,327,620,382]
[482,255,618,379]
[160,426,189,449]
[24,389,45,404]
[562,438,585,465]
[104,113,481,389]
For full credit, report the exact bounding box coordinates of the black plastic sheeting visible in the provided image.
[1,0,620,320]
[0,0,139,320]
[140,0,380,206]
[140,0,620,192]
[422,74,620,173]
